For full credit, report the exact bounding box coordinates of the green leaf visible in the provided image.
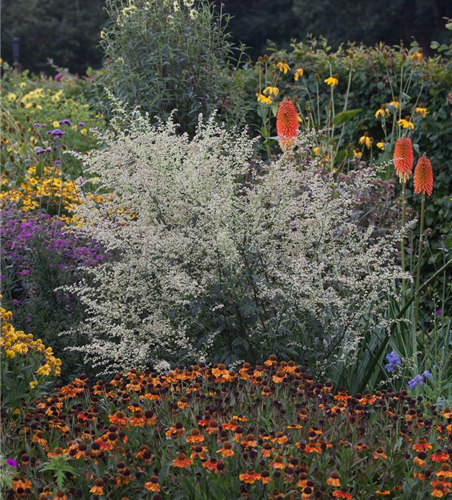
[260,126,269,139]
[332,109,362,126]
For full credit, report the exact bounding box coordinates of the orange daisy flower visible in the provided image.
[333,489,353,499]
[217,441,235,457]
[239,470,261,484]
[90,479,104,496]
[436,464,452,478]
[211,363,229,379]
[144,476,160,492]
[129,410,146,426]
[430,450,450,463]
[327,472,341,487]
[270,456,286,469]
[186,429,205,443]
[241,433,258,448]
[172,453,193,468]
[373,447,388,460]
[109,411,128,427]
[413,439,432,452]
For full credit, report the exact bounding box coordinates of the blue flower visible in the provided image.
[384,351,401,372]
[423,370,432,379]
[408,374,424,389]
[386,351,401,365]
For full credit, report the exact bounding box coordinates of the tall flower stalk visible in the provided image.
[413,153,433,327]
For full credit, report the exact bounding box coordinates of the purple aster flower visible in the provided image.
[423,370,432,379]
[33,123,40,128]
[78,122,85,126]
[58,119,72,126]
[6,458,18,467]
[36,147,52,155]
[46,129,65,138]
[408,374,424,389]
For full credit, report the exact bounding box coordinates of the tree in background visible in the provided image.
[1,0,109,75]
[220,0,452,57]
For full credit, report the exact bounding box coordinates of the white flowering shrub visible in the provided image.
[66,112,408,377]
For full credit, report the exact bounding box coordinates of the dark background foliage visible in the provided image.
[221,0,452,58]
[1,0,451,74]
[1,0,109,75]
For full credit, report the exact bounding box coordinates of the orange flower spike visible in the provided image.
[393,137,414,182]
[413,153,434,196]
[277,100,299,153]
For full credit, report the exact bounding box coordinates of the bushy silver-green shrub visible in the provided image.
[65,110,409,377]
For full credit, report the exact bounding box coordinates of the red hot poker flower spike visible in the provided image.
[277,100,298,153]
[413,153,433,196]
[393,137,413,183]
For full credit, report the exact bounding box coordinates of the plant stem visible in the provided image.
[414,194,425,328]
[401,181,406,297]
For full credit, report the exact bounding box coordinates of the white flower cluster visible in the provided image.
[64,114,409,375]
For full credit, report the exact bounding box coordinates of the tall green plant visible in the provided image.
[100,0,247,134]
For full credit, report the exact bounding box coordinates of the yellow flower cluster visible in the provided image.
[1,305,61,377]
[1,166,79,214]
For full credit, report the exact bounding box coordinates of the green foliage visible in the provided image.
[223,0,452,58]
[39,456,78,490]
[1,62,104,182]
[239,35,452,294]
[0,0,108,75]
[100,0,248,134]
[2,236,91,382]
[0,455,15,489]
